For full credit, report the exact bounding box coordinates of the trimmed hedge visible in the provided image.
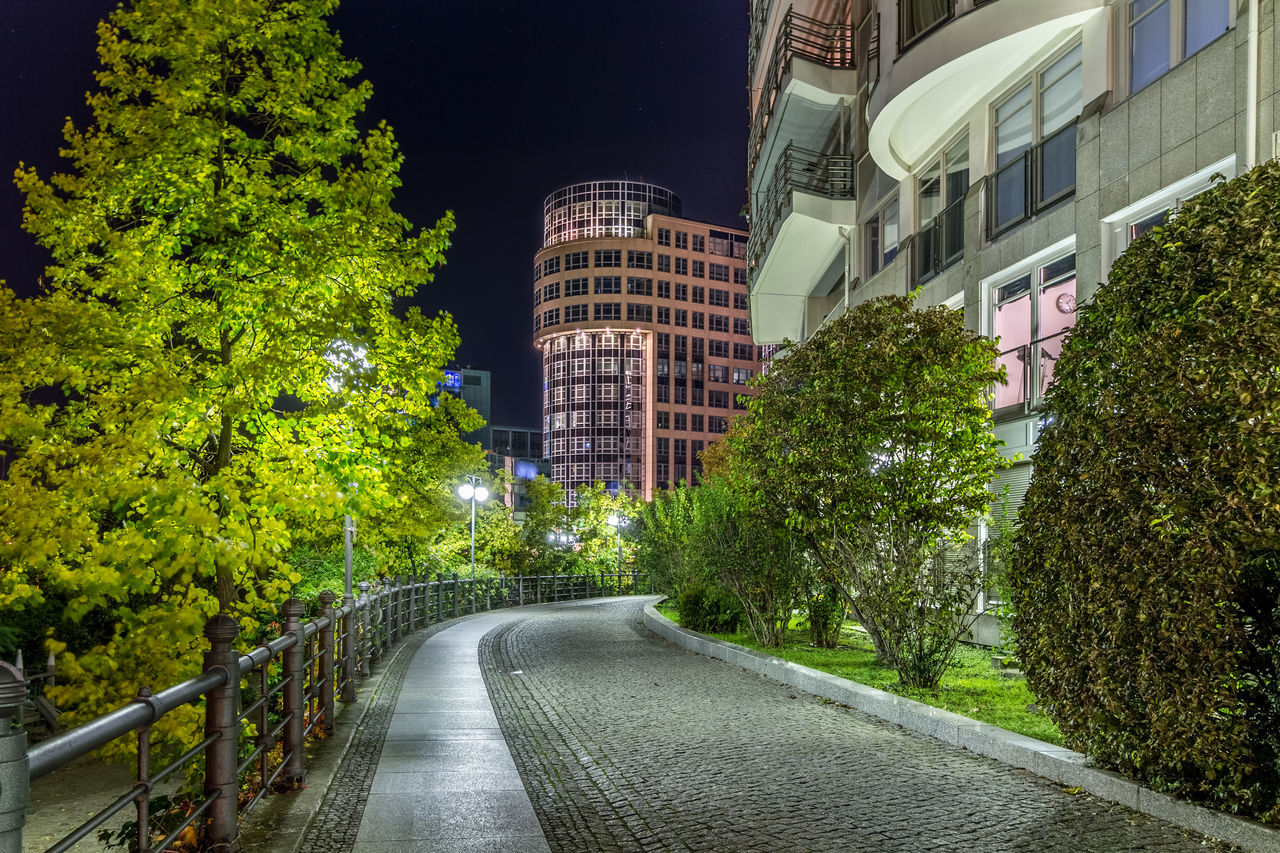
[1011,160,1280,822]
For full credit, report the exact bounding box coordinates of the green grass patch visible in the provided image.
[656,605,1061,746]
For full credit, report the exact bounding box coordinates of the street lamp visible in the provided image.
[606,513,628,578]
[458,474,490,613]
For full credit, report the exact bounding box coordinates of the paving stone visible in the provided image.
[480,599,1239,853]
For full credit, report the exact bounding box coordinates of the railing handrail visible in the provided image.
[748,141,855,279]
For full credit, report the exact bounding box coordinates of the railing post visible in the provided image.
[281,598,306,786]
[518,575,525,605]
[536,575,542,604]
[318,591,336,734]
[202,613,241,852]
[407,572,417,634]
[485,577,492,611]
[0,662,30,853]
[357,581,372,675]
[553,573,559,602]
[381,583,393,653]
[451,572,459,618]
[388,578,400,646]
[342,592,357,702]
[436,572,444,622]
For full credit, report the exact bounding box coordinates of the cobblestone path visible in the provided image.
[480,599,1234,853]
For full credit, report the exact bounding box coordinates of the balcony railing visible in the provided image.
[992,328,1070,414]
[913,195,965,284]
[747,142,855,279]
[987,119,1077,239]
[749,6,854,178]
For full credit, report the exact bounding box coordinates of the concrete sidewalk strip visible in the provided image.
[641,600,1280,853]
[351,610,552,853]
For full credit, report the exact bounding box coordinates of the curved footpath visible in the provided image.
[243,596,1277,853]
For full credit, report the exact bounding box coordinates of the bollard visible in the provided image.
[202,614,242,852]
[0,662,30,853]
[281,599,306,786]
[318,592,336,733]
[451,573,459,618]
[342,593,357,702]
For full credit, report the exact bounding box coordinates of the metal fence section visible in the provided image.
[0,570,650,853]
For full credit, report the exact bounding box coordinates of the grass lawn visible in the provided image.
[652,602,1062,746]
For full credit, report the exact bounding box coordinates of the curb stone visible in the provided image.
[641,601,1280,853]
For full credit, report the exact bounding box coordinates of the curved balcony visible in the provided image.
[748,143,856,344]
[867,0,1101,180]
[749,5,857,192]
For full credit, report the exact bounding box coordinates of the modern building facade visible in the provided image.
[532,181,758,504]
[749,0,1272,625]
[444,367,492,449]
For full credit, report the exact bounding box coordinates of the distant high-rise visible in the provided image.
[532,180,759,504]
[444,367,492,449]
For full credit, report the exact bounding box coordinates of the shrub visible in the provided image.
[805,582,846,649]
[674,579,742,634]
[1011,160,1280,821]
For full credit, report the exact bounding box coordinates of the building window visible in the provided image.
[708,232,732,256]
[565,250,589,270]
[543,308,559,326]
[708,288,730,307]
[709,339,729,358]
[675,309,688,327]
[674,412,688,431]
[989,251,1077,412]
[733,266,747,285]
[595,302,622,321]
[691,337,705,359]
[674,385,687,404]
[675,257,688,276]
[733,393,749,410]
[733,292,749,311]
[691,260,706,279]
[708,364,729,383]
[708,263,730,283]
[914,134,969,284]
[733,342,753,360]
[734,317,751,336]
[657,306,671,325]
[691,286,705,304]
[533,288,542,306]
[656,384,670,403]
[594,276,621,294]
[542,281,560,301]
[534,313,541,331]
[990,43,1081,238]
[627,277,653,296]
[691,414,704,432]
[595,249,621,267]
[565,303,589,323]
[675,283,688,301]
[709,314,730,333]
[543,256,560,276]
[657,410,671,429]
[675,231,689,250]
[692,312,705,330]
[533,262,542,282]
[565,277,589,296]
[626,303,653,323]
[627,250,653,269]
[865,197,900,277]
[658,279,671,299]
[899,0,953,51]
[691,234,705,253]
[708,416,728,434]
[657,227,671,247]
[657,254,671,273]
[733,367,754,385]
[1131,0,1230,93]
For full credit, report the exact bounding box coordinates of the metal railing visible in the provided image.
[913,195,965,284]
[749,5,854,178]
[992,329,1070,413]
[987,120,1078,239]
[747,142,855,281]
[0,570,650,852]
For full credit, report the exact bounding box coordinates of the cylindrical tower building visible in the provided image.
[533,180,757,504]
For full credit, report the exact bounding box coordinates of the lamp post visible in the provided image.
[458,475,490,613]
[606,513,628,579]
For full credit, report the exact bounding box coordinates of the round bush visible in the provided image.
[1011,160,1280,821]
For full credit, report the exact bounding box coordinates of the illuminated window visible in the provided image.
[990,251,1076,412]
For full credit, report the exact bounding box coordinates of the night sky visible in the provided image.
[0,1,749,427]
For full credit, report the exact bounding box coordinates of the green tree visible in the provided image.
[570,481,637,574]
[727,294,1005,687]
[635,483,695,595]
[689,477,806,647]
[1011,161,1280,821]
[0,0,458,756]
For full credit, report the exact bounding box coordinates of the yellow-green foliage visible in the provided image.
[0,0,469,763]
